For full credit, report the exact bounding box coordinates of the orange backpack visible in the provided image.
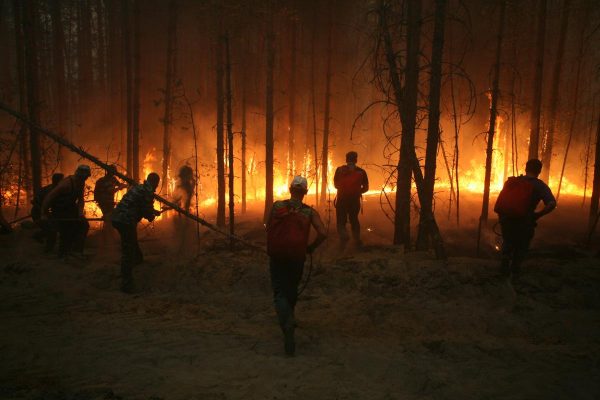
[494,176,534,218]
[337,168,364,198]
[267,200,312,260]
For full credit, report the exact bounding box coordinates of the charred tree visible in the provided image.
[556,0,590,199]
[320,2,333,208]
[95,0,107,93]
[541,0,571,183]
[215,30,226,227]
[416,0,447,251]
[477,0,506,255]
[241,59,247,214]
[288,21,297,180]
[13,0,31,202]
[22,0,42,195]
[132,0,141,181]
[77,0,94,125]
[589,111,600,237]
[49,0,67,169]
[395,0,422,247]
[162,0,177,192]
[122,0,133,176]
[264,8,275,222]
[310,5,319,206]
[225,33,235,245]
[527,0,547,160]
[105,0,121,144]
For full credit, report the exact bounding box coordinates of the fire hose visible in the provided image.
[0,102,266,254]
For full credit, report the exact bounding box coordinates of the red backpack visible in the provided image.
[337,167,364,198]
[494,176,534,218]
[267,200,312,260]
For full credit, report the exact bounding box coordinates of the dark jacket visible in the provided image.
[111,181,157,225]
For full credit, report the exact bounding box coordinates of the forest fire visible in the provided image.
[0,0,599,398]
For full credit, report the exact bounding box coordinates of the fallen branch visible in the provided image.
[0,102,266,253]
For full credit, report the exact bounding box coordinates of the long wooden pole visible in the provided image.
[0,102,264,251]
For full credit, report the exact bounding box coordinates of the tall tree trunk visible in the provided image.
[394,0,422,247]
[310,5,319,207]
[162,0,177,193]
[225,33,234,245]
[556,0,590,200]
[541,0,571,183]
[77,0,93,128]
[416,0,446,251]
[263,8,275,222]
[589,111,600,234]
[527,0,547,160]
[241,74,247,214]
[50,0,67,170]
[320,2,332,207]
[288,21,297,180]
[105,0,121,146]
[215,29,225,227]
[122,0,133,176]
[95,0,107,93]
[132,0,140,181]
[477,0,506,255]
[14,0,31,203]
[22,0,42,196]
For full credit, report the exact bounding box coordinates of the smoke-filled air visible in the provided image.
[0,0,599,398]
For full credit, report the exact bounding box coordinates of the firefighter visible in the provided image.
[266,176,327,356]
[494,159,556,279]
[333,151,369,248]
[93,165,127,218]
[111,172,161,294]
[174,165,195,212]
[41,165,91,257]
[32,172,64,251]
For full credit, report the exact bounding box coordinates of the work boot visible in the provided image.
[283,317,296,357]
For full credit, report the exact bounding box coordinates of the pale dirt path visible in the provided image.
[1,226,599,400]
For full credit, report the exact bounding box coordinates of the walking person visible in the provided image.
[333,151,369,248]
[111,173,161,293]
[494,159,557,279]
[266,176,327,356]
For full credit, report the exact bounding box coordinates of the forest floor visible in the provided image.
[0,195,599,400]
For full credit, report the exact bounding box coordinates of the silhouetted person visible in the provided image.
[32,172,64,251]
[333,151,369,247]
[42,165,91,258]
[266,176,327,356]
[174,165,195,212]
[94,165,127,218]
[0,198,11,234]
[494,159,556,278]
[111,173,161,293]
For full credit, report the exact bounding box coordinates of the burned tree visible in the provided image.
[225,33,235,244]
[477,0,506,255]
[264,6,275,222]
[541,0,571,183]
[162,0,177,193]
[527,0,547,160]
[216,29,226,227]
[22,0,42,195]
[416,0,447,251]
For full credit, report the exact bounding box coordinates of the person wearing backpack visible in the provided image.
[333,151,369,248]
[266,176,327,356]
[494,159,556,278]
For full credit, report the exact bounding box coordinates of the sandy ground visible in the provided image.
[1,197,599,400]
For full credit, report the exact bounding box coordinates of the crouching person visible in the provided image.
[266,176,327,356]
[111,173,161,294]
